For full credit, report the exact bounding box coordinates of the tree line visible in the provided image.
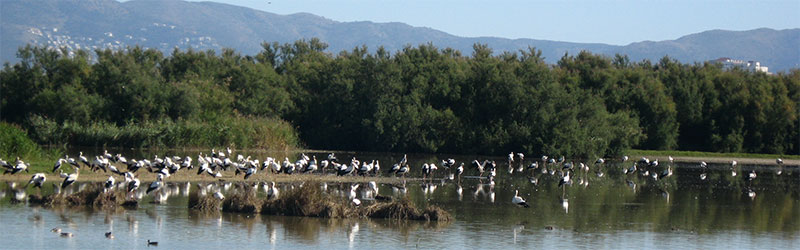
[2,40,798,157]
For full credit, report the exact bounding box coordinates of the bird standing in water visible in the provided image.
[512,190,530,208]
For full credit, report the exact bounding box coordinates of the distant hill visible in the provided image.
[2,0,798,71]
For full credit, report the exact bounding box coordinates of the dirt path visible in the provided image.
[0,170,420,183]
[636,155,798,166]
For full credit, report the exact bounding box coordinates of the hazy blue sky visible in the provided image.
[190,0,799,45]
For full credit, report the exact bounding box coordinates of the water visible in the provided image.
[2,153,799,249]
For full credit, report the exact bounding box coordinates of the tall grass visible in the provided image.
[25,115,300,150]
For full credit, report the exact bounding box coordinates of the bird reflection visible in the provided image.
[512,224,525,244]
[183,182,191,197]
[13,189,27,203]
[348,222,359,249]
[473,183,484,200]
[626,179,637,193]
[127,214,139,235]
[31,208,43,227]
[456,184,463,201]
[746,188,756,199]
[269,225,277,246]
[561,198,569,214]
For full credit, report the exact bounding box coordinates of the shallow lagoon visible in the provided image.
[1,153,798,249]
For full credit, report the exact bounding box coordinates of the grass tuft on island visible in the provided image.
[189,192,222,212]
[222,186,261,213]
[262,181,357,218]
[363,198,451,221]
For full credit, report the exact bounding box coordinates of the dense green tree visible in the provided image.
[1,42,797,157]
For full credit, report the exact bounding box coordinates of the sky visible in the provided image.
[188,0,800,45]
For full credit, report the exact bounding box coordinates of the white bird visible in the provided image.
[27,173,46,189]
[622,155,629,162]
[512,190,529,208]
[595,158,605,164]
[320,160,330,172]
[108,164,122,175]
[61,167,79,189]
[472,159,487,177]
[181,156,192,169]
[371,160,381,175]
[146,174,164,194]
[559,171,571,187]
[328,153,338,163]
[244,167,257,180]
[303,158,318,173]
[396,164,409,178]
[79,152,90,167]
[4,158,29,175]
[104,175,115,192]
[92,156,107,172]
[271,159,282,173]
[116,154,127,165]
[52,158,66,173]
[127,178,140,193]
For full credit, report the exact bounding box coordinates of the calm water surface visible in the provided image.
[1,152,798,249]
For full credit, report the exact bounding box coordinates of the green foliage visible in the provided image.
[0,122,42,158]
[1,42,798,157]
[25,115,298,150]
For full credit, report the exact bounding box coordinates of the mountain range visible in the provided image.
[2,0,798,71]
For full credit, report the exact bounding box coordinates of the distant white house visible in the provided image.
[714,57,770,74]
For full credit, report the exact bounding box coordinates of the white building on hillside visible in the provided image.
[714,57,770,74]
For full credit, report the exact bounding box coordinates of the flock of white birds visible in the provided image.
[1,148,788,209]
